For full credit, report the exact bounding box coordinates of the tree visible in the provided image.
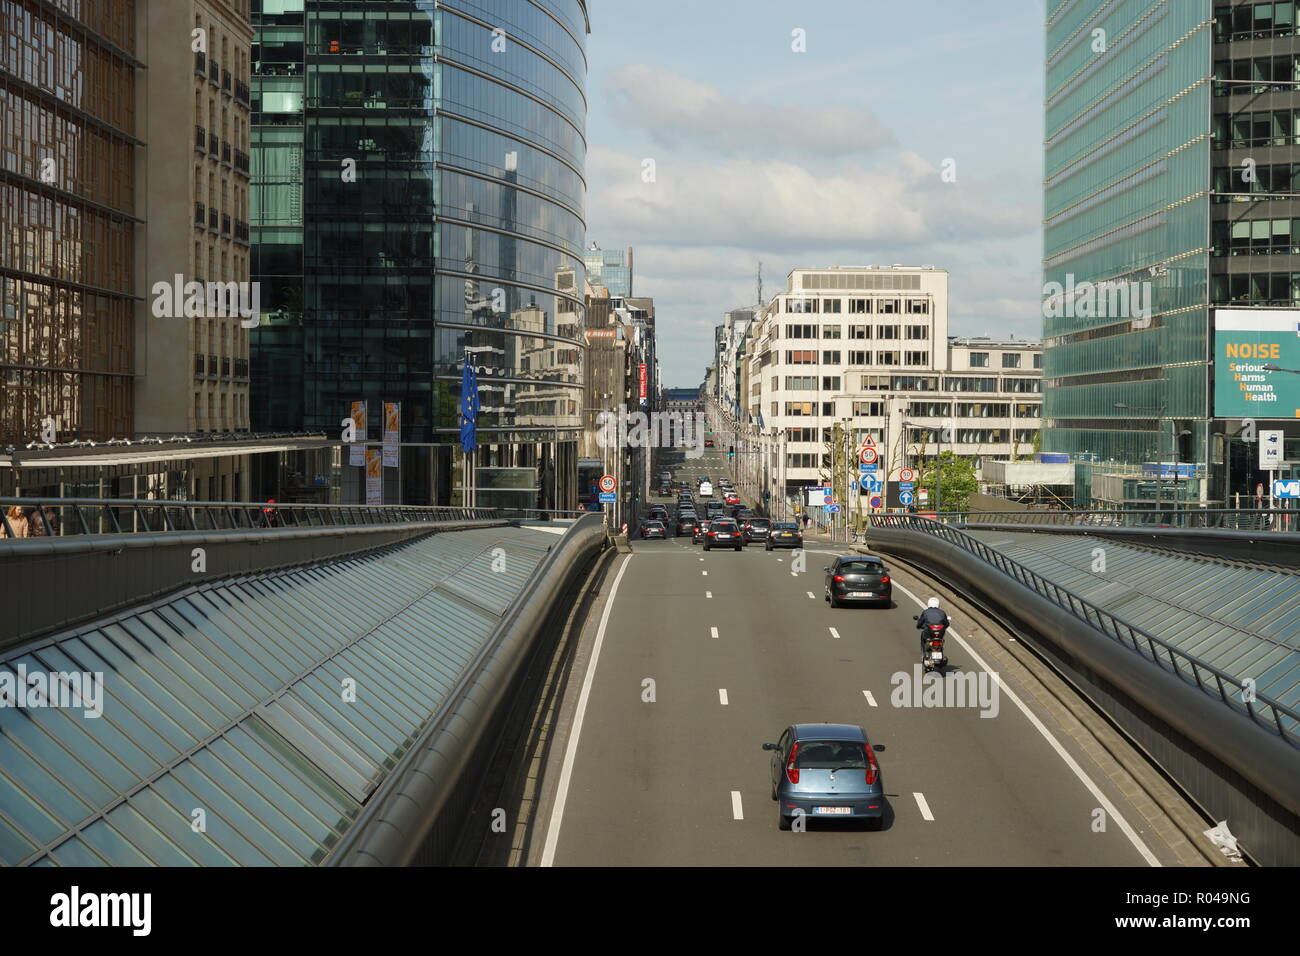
[921,451,978,513]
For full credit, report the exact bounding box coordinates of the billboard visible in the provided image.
[382,402,400,468]
[1214,309,1300,418]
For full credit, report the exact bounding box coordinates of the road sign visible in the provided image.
[1260,431,1284,470]
[899,467,916,482]
[859,462,877,474]
[825,496,838,506]
[859,447,878,465]
[860,474,882,493]
[598,491,616,503]
[861,434,876,448]
[899,481,914,490]
[899,491,915,506]
[869,495,883,509]
[599,474,617,492]
[918,489,929,501]
[826,504,841,513]
[1275,479,1300,498]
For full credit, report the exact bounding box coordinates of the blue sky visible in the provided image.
[582,0,1046,386]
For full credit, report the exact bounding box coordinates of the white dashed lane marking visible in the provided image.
[718,688,729,706]
[829,627,841,640]
[731,791,744,820]
[710,626,719,639]
[806,591,815,599]
[913,792,934,821]
[863,690,877,707]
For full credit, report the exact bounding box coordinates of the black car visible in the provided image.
[703,519,742,551]
[692,519,710,544]
[741,517,771,544]
[766,521,803,550]
[823,555,892,608]
[675,514,699,537]
[640,519,667,540]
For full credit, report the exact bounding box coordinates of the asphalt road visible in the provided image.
[543,443,1159,865]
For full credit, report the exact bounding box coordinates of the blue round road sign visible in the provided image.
[869,495,883,509]
[899,491,914,505]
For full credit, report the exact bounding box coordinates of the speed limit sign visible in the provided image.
[899,467,916,483]
[599,474,617,493]
[859,447,878,465]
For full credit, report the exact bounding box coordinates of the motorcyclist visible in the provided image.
[916,597,949,657]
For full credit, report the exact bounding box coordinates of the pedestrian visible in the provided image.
[25,505,50,537]
[4,505,29,538]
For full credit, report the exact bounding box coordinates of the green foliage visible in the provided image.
[921,451,978,512]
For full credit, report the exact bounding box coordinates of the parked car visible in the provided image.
[742,517,771,544]
[703,519,742,551]
[823,555,892,608]
[763,723,883,831]
[766,521,803,550]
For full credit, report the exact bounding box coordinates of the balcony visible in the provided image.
[235,80,250,105]
[234,149,250,176]
[221,141,232,165]
[194,353,205,375]
[194,52,206,77]
[209,59,220,85]
[221,214,231,236]
[194,202,205,227]
[222,69,232,95]
[195,125,206,152]
[208,209,219,230]
[209,133,219,155]
[234,219,250,243]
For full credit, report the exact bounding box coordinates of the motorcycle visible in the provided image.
[913,616,949,673]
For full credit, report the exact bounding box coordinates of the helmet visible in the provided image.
[927,598,940,609]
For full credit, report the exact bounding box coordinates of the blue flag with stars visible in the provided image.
[460,353,479,453]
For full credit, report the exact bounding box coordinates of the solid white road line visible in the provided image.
[829,627,841,640]
[863,690,877,707]
[719,688,729,706]
[913,791,935,821]
[540,554,633,867]
[891,579,1162,867]
[731,791,744,820]
[710,626,719,639]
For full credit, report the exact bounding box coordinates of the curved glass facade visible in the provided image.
[251,0,588,505]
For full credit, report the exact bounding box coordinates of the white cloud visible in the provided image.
[605,64,895,157]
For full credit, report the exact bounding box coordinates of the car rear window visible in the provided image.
[713,521,738,530]
[645,521,663,527]
[773,522,798,530]
[838,560,884,574]
[796,741,868,769]
[747,519,770,527]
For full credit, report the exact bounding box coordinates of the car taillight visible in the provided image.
[865,749,879,785]
[786,743,799,784]
[833,574,845,582]
[880,575,890,584]
[708,531,716,536]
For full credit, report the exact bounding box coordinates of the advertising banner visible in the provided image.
[383,401,400,468]
[349,400,367,467]
[365,448,382,504]
[639,363,648,407]
[1214,309,1300,418]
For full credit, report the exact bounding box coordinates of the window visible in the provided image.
[784,324,818,338]
[849,323,871,339]
[877,324,900,339]
[878,298,900,313]
[822,324,842,338]
[787,297,820,313]
[1003,378,1041,393]
[1002,353,1022,368]
[821,402,835,416]
[786,427,816,442]
[906,298,930,314]
[849,298,871,314]
[1014,403,1041,418]
[1033,353,1042,368]
[969,351,989,367]
[821,376,841,390]
[784,402,815,416]
[785,376,816,390]
[905,351,929,366]
[907,401,950,417]
[771,402,778,417]
[771,376,778,391]
[877,350,899,366]
[848,350,871,364]
[891,374,938,391]
[822,350,841,364]
[860,375,889,390]
[786,350,817,364]
[945,376,998,392]
[824,298,842,313]
[787,453,818,468]
[906,325,929,339]
[852,401,885,416]
[956,402,1010,417]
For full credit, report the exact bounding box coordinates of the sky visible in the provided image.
[582,0,1047,387]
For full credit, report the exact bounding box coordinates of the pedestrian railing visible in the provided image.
[947,508,1297,532]
[0,497,584,538]
[869,513,1300,745]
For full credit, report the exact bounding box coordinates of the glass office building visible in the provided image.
[1043,0,1300,506]
[250,0,588,506]
[583,242,632,297]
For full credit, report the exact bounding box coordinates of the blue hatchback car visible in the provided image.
[763,723,884,830]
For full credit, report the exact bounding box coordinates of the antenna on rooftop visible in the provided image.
[756,262,763,307]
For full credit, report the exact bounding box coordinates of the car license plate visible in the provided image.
[813,806,851,815]
[930,650,944,660]
[717,534,729,538]
[849,591,873,597]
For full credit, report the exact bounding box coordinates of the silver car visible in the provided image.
[763,723,884,830]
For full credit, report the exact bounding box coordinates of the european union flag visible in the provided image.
[460,353,479,453]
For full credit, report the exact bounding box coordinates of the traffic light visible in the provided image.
[728,445,735,457]
[763,491,771,502]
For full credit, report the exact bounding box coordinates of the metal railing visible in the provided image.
[0,498,586,538]
[950,508,1298,532]
[869,513,1300,744]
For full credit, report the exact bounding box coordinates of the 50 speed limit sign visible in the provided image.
[599,474,617,492]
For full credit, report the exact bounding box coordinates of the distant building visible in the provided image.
[583,242,634,298]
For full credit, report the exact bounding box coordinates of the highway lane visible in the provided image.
[545,524,1160,865]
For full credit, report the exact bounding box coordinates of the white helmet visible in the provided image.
[927,598,941,609]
